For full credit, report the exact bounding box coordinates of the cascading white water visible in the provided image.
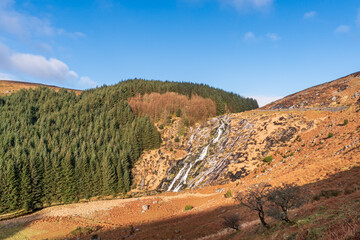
[213,121,225,143]
[167,119,225,192]
[167,161,188,191]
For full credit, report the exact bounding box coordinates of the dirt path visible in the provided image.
[0,192,217,227]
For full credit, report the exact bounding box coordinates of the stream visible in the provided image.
[167,119,226,192]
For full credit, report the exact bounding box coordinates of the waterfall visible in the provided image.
[167,119,226,192]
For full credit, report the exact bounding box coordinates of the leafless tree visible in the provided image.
[222,214,240,231]
[266,183,305,224]
[235,183,272,228]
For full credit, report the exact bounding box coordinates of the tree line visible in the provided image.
[88,79,259,115]
[0,87,161,213]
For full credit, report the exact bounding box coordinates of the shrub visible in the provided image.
[222,214,240,230]
[344,187,355,195]
[185,205,193,211]
[225,190,232,198]
[184,118,190,127]
[176,108,182,117]
[267,183,305,224]
[175,137,180,142]
[313,195,321,201]
[328,133,334,138]
[170,148,173,151]
[71,226,100,237]
[320,189,341,198]
[159,124,164,130]
[344,185,358,195]
[263,155,273,163]
[343,119,349,126]
[236,183,272,228]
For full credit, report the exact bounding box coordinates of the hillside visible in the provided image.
[0,80,82,96]
[0,73,359,239]
[262,71,360,110]
[0,79,258,215]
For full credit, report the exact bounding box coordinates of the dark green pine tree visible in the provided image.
[29,152,44,209]
[20,161,34,211]
[101,156,117,196]
[42,157,54,205]
[5,162,20,211]
[123,167,131,192]
[61,153,77,203]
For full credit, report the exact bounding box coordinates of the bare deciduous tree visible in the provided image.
[128,92,216,125]
[266,183,305,224]
[235,183,272,228]
[222,214,240,231]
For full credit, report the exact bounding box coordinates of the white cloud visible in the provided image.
[266,33,281,41]
[244,32,281,42]
[250,95,282,107]
[187,0,273,11]
[0,42,97,89]
[244,32,257,41]
[334,25,350,34]
[79,76,98,89]
[304,11,316,19]
[9,53,78,81]
[0,72,16,80]
[224,0,273,9]
[0,3,54,38]
[0,1,84,39]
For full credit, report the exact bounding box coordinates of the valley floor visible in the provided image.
[1,166,359,240]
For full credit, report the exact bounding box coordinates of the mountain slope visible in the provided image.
[262,71,360,110]
[0,80,81,96]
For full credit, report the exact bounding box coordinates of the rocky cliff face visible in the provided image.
[132,73,360,194]
[133,111,315,192]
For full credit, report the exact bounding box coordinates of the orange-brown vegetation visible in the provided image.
[128,92,216,124]
[0,80,81,96]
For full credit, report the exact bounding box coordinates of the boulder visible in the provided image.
[142,204,150,212]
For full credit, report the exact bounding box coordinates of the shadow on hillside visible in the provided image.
[81,166,360,240]
[1,166,359,240]
[72,205,244,240]
[0,218,32,240]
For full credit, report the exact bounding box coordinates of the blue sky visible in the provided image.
[0,0,359,106]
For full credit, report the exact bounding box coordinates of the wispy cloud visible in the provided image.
[223,0,273,9]
[0,72,16,80]
[266,33,281,41]
[303,11,316,19]
[244,31,257,41]
[79,76,98,89]
[183,0,274,11]
[334,25,350,34]
[0,1,85,39]
[244,32,281,42]
[0,42,97,89]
